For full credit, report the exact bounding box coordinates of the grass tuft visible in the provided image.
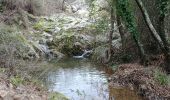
[154,69,170,85]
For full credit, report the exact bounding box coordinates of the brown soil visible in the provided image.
[0,75,47,100]
[109,63,170,100]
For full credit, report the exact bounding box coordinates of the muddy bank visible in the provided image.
[0,73,68,100]
[109,64,170,100]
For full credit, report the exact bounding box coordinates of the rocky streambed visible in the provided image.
[19,0,121,61]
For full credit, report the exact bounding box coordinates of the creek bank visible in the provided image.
[0,0,117,99]
[109,63,170,100]
[0,69,68,100]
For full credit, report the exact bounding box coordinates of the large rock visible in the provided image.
[53,33,94,56]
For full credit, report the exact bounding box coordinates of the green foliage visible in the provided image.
[116,0,139,40]
[33,18,55,32]
[10,75,25,86]
[116,0,145,61]
[94,17,109,34]
[154,69,169,85]
[157,0,169,17]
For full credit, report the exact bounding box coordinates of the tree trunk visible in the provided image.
[117,0,146,64]
[135,0,170,73]
[134,36,146,64]
[135,0,164,49]
[104,4,115,64]
[62,0,65,11]
[116,12,125,50]
[109,4,115,57]
[158,15,170,53]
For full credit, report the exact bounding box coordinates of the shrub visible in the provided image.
[0,24,28,56]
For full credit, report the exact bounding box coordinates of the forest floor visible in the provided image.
[109,63,170,100]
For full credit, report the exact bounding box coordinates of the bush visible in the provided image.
[0,24,27,55]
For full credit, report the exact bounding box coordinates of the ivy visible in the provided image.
[157,0,169,17]
[116,0,140,40]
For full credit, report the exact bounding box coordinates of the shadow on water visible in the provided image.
[33,58,142,100]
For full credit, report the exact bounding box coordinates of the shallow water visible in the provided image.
[36,58,142,100]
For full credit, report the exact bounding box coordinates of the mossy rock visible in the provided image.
[48,92,69,100]
[53,32,93,56]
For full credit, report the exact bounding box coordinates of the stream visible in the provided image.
[35,58,142,100]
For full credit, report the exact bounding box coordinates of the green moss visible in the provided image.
[48,92,69,100]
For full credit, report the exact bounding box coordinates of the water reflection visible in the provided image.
[109,87,142,100]
[36,58,141,100]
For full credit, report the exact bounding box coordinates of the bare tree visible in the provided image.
[135,0,170,73]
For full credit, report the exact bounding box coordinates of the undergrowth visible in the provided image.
[154,69,170,85]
